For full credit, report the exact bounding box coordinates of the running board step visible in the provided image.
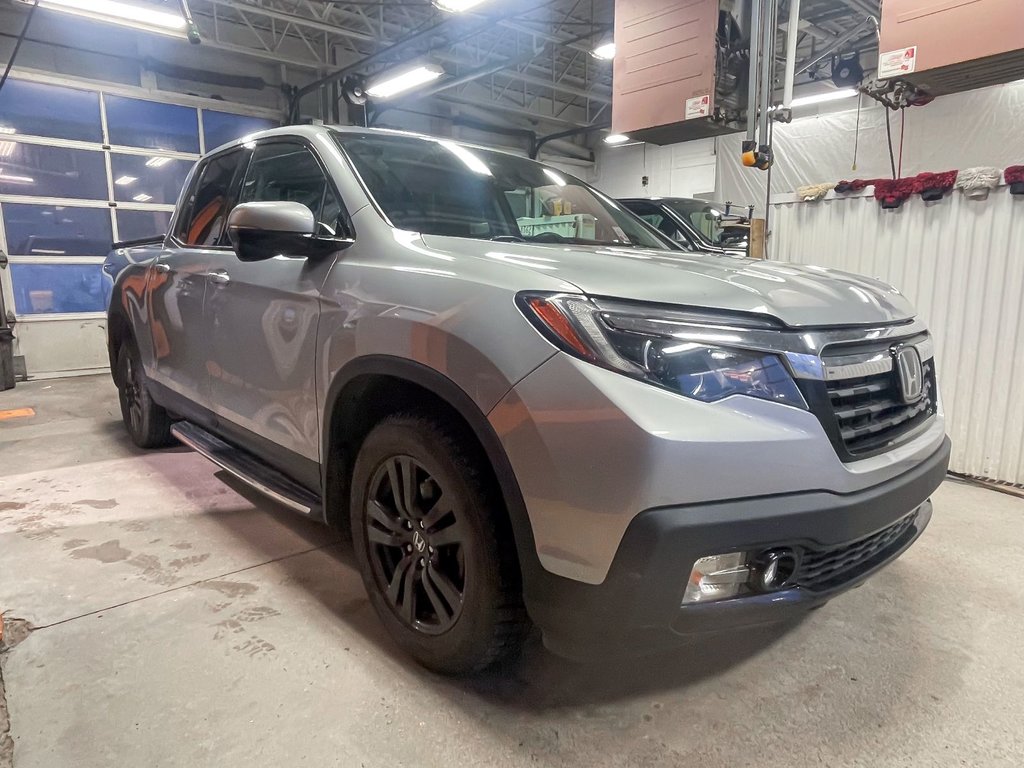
[170,421,322,517]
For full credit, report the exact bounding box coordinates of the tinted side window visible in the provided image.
[623,201,694,250]
[239,142,347,237]
[177,149,247,246]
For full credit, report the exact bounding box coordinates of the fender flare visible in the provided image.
[320,355,544,586]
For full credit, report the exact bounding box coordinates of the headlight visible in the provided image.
[517,292,807,409]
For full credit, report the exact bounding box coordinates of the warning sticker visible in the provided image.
[878,46,917,79]
[685,94,711,120]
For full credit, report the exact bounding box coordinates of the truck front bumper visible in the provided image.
[525,436,950,660]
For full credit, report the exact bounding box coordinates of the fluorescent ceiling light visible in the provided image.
[115,175,138,186]
[0,171,34,184]
[133,193,153,202]
[145,156,172,168]
[433,0,488,12]
[0,142,15,159]
[789,88,858,108]
[592,42,616,60]
[366,64,445,99]
[15,0,188,38]
[0,127,16,135]
[438,140,492,176]
[604,134,632,145]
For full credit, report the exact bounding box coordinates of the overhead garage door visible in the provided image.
[0,76,277,378]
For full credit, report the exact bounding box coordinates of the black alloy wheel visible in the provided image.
[365,455,466,635]
[116,341,173,449]
[350,414,530,674]
[119,350,145,436]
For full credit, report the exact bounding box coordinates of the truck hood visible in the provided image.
[419,236,915,328]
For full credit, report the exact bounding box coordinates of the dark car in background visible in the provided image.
[620,197,751,258]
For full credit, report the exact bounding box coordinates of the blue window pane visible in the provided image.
[10,264,109,314]
[105,95,199,153]
[110,153,192,205]
[202,111,277,152]
[117,209,172,242]
[0,143,107,199]
[2,203,112,255]
[0,80,103,142]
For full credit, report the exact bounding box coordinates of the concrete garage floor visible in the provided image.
[1,376,1022,767]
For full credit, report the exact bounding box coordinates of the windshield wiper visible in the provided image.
[490,235,525,242]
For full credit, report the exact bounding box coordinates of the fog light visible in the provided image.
[682,552,753,604]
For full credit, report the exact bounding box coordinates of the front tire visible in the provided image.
[116,341,173,449]
[350,414,529,674]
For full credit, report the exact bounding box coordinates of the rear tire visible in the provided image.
[116,341,173,449]
[350,414,529,674]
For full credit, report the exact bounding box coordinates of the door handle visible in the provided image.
[153,262,170,274]
[206,270,231,285]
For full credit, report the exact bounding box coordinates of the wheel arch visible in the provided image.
[106,302,132,385]
[321,355,542,581]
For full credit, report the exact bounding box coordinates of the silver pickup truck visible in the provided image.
[106,125,950,673]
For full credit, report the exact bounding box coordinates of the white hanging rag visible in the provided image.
[797,182,834,202]
[955,167,1001,200]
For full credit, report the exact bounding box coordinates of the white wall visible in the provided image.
[588,138,717,199]
[772,188,1024,485]
[718,79,1024,205]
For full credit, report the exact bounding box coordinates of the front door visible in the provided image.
[205,139,348,483]
[147,148,249,410]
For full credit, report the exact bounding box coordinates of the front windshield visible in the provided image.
[334,132,669,249]
[664,199,749,248]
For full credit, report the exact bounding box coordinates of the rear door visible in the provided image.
[147,148,249,411]
[204,138,348,486]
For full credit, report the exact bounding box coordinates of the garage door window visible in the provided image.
[0,80,103,143]
[2,204,113,257]
[0,75,277,338]
[0,144,108,200]
[110,153,192,206]
[104,95,201,153]
[116,210,173,242]
[203,111,277,153]
[10,263,109,314]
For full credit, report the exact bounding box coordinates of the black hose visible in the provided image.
[884,107,897,179]
[0,0,39,95]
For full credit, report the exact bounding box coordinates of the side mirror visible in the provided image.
[226,201,351,262]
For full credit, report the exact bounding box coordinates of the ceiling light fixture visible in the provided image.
[604,134,632,145]
[14,0,189,38]
[433,0,488,12]
[366,64,445,99]
[789,87,858,108]
[591,42,616,60]
[115,175,138,186]
[133,193,153,202]
[145,156,172,168]
[0,170,35,185]
[0,142,16,159]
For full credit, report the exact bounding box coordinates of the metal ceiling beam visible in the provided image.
[795,16,874,74]
[497,20,598,56]
[201,0,378,42]
[492,69,612,102]
[437,92,584,127]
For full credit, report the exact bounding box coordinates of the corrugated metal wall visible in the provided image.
[772,190,1024,485]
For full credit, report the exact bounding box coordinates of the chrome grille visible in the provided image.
[821,341,937,457]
